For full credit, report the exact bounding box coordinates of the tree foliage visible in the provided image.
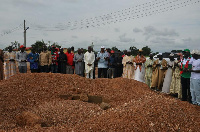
[111,46,119,51]
[129,46,138,56]
[31,41,46,52]
[4,41,21,51]
[142,46,151,56]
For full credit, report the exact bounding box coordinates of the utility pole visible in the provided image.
[23,20,29,47]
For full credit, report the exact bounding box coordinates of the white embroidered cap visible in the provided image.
[101,46,105,49]
[191,50,199,55]
[169,53,174,56]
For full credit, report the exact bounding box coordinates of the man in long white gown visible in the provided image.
[84,46,95,79]
[162,53,175,93]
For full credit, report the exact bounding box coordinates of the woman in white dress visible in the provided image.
[162,53,175,93]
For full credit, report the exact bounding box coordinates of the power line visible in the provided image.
[0,23,23,37]
[1,0,199,35]
[26,0,199,31]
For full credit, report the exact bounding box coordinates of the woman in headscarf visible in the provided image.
[162,53,175,93]
[122,50,135,79]
[170,53,182,98]
[4,46,17,79]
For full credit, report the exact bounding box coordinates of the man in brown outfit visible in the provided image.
[151,53,167,91]
[39,46,52,73]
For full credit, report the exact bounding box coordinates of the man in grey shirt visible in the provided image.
[16,45,28,73]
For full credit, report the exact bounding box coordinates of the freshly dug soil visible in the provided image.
[0,73,199,131]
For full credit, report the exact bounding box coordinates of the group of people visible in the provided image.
[0,45,199,105]
[122,49,200,106]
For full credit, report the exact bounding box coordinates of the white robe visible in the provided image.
[84,51,95,73]
[162,60,174,93]
[134,64,145,83]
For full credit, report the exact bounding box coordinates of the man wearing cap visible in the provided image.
[122,50,135,79]
[151,53,167,91]
[162,53,175,93]
[107,50,116,78]
[84,46,95,79]
[189,50,200,105]
[134,49,146,82]
[16,45,28,73]
[145,53,155,87]
[96,46,109,78]
[0,49,3,80]
[3,46,17,79]
[180,49,193,102]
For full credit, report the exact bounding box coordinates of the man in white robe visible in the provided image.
[84,46,95,79]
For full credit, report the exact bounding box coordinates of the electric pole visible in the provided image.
[23,20,29,47]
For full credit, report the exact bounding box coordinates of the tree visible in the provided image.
[31,41,46,52]
[51,42,61,48]
[171,50,182,53]
[111,46,119,51]
[142,46,151,56]
[3,41,21,51]
[129,46,138,56]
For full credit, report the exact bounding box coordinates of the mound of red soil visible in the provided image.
[0,73,199,131]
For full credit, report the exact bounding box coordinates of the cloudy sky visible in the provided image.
[0,0,200,52]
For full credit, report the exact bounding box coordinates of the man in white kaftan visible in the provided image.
[84,46,95,79]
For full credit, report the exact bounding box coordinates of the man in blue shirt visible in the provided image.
[96,46,109,78]
[107,50,116,78]
[27,48,39,73]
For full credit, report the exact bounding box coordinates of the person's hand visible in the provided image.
[174,63,178,66]
[156,64,161,67]
[97,57,100,60]
[147,65,152,67]
[183,68,188,72]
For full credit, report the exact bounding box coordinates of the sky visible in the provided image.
[0,0,200,52]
